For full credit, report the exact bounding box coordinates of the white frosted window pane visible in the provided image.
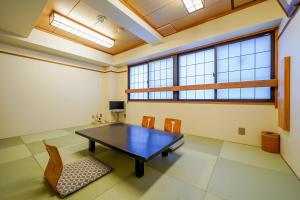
[180,91,187,99]
[205,62,214,74]
[205,90,214,99]
[144,82,147,88]
[241,88,255,99]
[241,39,255,55]
[187,65,196,76]
[187,76,195,85]
[135,75,138,81]
[161,79,166,87]
[229,88,240,99]
[229,57,240,71]
[187,54,195,65]
[180,67,186,77]
[138,93,143,99]
[256,67,271,80]
[217,89,228,99]
[217,72,228,83]
[155,71,160,80]
[255,87,270,99]
[187,90,196,99]
[139,74,143,82]
[138,66,143,74]
[154,81,160,88]
[161,60,166,69]
[205,49,214,62]
[196,75,205,84]
[167,58,173,67]
[229,43,240,57]
[180,55,187,66]
[149,92,154,99]
[229,71,240,82]
[196,64,204,75]
[149,81,154,88]
[154,92,160,99]
[134,83,138,89]
[166,91,173,99]
[161,69,166,79]
[144,73,148,81]
[196,52,205,63]
[205,75,214,84]
[144,64,147,71]
[167,79,173,86]
[149,63,154,71]
[195,90,205,99]
[241,54,255,70]
[217,45,228,59]
[180,78,186,86]
[149,71,154,80]
[241,69,255,81]
[167,68,173,78]
[256,35,271,52]
[217,59,228,72]
[138,82,143,88]
[154,61,160,70]
[161,92,167,99]
[256,51,271,68]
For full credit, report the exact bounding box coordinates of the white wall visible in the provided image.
[278,9,300,178]
[0,43,107,139]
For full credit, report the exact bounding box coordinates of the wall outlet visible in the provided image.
[238,127,246,135]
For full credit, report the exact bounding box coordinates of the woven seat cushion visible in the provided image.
[56,156,112,198]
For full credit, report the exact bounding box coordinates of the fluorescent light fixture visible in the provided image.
[50,12,114,48]
[182,0,204,13]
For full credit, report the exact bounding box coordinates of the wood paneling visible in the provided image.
[126,80,278,93]
[278,56,290,131]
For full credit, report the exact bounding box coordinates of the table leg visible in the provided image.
[162,150,168,157]
[89,140,95,152]
[135,159,144,178]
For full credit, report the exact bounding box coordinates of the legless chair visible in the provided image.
[142,116,155,129]
[164,118,184,151]
[43,140,112,198]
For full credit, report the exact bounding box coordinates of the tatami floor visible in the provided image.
[0,124,299,200]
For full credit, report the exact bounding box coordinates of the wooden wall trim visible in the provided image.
[126,80,278,93]
[0,50,127,74]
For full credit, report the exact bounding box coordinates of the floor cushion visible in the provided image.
[56,156,112,198]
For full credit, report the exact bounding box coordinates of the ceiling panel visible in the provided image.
[35,0,144,55]
[126,0,175,16]
[172,0,231,30]
[145,0,187,28]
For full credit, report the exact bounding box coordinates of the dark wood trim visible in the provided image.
[126,80,278,93]
[274,28,279,108]
[128,100,275,105]
[0,50,127,74]
[278,5,299,39]
[277,0,300,17]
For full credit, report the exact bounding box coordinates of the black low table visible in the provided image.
[75,123,183,178]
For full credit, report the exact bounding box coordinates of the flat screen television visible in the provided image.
[109,101,124,110]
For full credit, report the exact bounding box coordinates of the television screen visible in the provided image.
[109,101,124,110]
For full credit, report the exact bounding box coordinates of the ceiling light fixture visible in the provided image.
[182,0,204,13]
[50,12,114,48]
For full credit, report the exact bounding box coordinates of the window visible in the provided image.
[128,57,173,100]
[129,64,148,100]
[179,48,215,100]
[128,31,275,103]
[149,57,173,100]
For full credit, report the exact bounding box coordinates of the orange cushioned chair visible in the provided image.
[43,140,112,198]
[164,118,184,151]
[142,116,155,129]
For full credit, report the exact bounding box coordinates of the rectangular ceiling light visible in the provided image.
[182,0,204,13]
[50,12,114,48]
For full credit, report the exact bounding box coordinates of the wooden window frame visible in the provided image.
[127,29,277,104]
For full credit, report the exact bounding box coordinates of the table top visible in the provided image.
[75,123,183,161]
